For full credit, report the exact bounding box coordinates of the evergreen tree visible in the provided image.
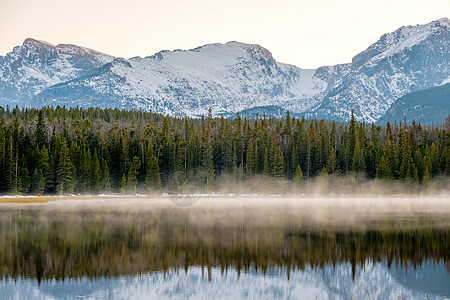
[31,168,45,195]
[430,142,440,176]
[146,155,161,191]
[35,110,46,148]
[120,173,127,194]
[127,156,141,194]
[414,148,424,180]
[175,141,186,173]
[56,139,76,194]
[90,150,101,193]
[263,149,269,176]
[338,132,351,175]
[422,166,431,186]
[351,139,365,173]
[5,131,17,193]
[245,138,255,176]
[294,164,303,183]
[376,155,393,180]
[202,131,215,186]
[326,147,339,175]
[101,159,111,190]
[46,149,57,193]
[18,155,31,193]
[269,132,285,178]
[349,110,357,155]
[399,132,413,180]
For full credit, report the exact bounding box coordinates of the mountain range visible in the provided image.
[0,18,449,123]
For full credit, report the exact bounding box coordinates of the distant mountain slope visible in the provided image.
[0,38,114,105]
[32,42,327,117]
[378,82,450,124]
[306,18,450,122]
[0,18,449,122]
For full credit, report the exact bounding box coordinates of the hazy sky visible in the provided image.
[1,0,448,68]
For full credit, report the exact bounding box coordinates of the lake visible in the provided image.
[0,196,449,299]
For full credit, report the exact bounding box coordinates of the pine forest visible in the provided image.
[1,105,450,195]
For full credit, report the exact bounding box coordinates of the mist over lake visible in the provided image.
[1,196,449,299]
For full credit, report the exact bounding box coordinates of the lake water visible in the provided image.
[0,196,449,299]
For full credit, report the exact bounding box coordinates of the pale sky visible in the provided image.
[1,0,449,68]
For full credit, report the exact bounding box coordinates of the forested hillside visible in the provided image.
[379,83,450,124]
[0,106,449,195]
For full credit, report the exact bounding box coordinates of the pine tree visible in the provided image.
[47,150,57,193]
[399,132,412,180]
[127,156,141,194]
[202,131,215,186]
[319,167,328,176]
[422,166,431,186]
[101,159,111,190]
[430,142,440,176]
[35,110,46,148]
[175,141,186,173]
[120,173,127,194]
[90,150,101,193]
[294,164,303,183]
[351,139,365,173]
[376,155,393,180]
[31,168,45,195]
[245,138,255,176]
[326,147,339,175]
[263,148,269,176]
[383,123,398,178]
[18,155,31,193]
[411,165,419,183]
[269,132,285,178]
[146,155,161,191]
[56,139,76,194]
[414,148,424,180]
[349,110,357,155]
[338,132,351,175]
[74,145,91,193]
[5,131,17,193]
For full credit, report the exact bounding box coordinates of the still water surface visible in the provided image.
[0,196,449,299]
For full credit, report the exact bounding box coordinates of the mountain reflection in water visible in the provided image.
[0,197,449,299]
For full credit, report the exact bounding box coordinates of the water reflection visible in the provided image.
[0,198,449,298]
[2,263,449,300]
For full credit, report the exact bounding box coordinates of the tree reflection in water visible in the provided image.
[0,204,448,283]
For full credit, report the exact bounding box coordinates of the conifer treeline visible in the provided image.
[0,106,449,194]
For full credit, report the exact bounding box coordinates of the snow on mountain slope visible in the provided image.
[308,18,450,122]
[33,42,327,117]
[1,18,449,122]
[0,38,114,105]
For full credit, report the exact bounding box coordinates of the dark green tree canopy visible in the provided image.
[0,106,448,195]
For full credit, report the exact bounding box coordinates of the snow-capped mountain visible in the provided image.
[308,17,450,122]
[32,41,326,117]
[0,38,114,105]
[0,18,449,122]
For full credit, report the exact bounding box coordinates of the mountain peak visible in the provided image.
[226,41,274,61]
[351,18,448,68]
[437,17,450,27]
[22,38,55,48]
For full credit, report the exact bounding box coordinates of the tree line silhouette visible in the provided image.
[1,207,448,281]
[0,105,449,194]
